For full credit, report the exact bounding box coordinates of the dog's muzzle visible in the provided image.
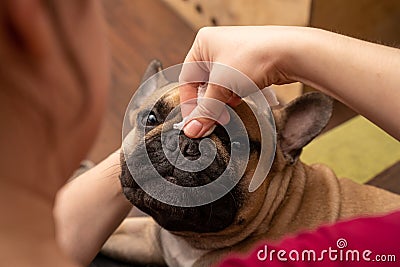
[120,125,240,233]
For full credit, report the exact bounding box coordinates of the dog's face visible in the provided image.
[121,61,332,234]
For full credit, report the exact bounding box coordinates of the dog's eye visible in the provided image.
[146,111,158,126]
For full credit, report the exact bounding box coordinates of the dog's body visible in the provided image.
[102,61,400,267]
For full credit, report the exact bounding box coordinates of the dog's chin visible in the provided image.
[122,180,238,233]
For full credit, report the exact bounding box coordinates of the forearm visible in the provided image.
[286,28,400,139]
[54,150,132,266]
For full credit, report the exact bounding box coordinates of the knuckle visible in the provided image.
[196,27,213,45]
[197,27,212,38]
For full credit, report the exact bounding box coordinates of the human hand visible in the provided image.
[179,26,302,138]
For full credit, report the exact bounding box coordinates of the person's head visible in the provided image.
[0,0,110,196]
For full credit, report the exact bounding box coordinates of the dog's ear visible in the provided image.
[131,60,169,112]
[279,92,333,164]
[140,59,169,86]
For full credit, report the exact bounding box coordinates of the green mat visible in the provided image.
[301,116,400,184]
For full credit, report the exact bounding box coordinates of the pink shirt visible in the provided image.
[218,210,400,266]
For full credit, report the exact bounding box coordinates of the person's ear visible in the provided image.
[5,0,55,60]
[279,92,333,164]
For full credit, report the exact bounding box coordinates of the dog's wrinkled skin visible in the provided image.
[102,60,400,267]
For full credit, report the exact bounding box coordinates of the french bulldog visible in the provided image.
[102,60,400,267]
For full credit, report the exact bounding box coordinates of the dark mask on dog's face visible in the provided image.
[120,61,262,233]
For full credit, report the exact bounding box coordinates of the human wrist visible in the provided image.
[279,27,352,93]
[54,149,131,266]
[274,27,330,88]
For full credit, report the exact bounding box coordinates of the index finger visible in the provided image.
[179,61,211,117]
[179,83,200,118]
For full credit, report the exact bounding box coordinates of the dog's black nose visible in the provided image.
[180,135,201,159]
[162,130,201,159]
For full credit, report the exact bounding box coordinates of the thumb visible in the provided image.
[183,84,235,138]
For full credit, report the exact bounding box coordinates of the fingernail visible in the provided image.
[184,119,203,137]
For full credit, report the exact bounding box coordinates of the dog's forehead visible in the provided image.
[136,85,179,117]
[162,88,180,106]
[234,102,262,142]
